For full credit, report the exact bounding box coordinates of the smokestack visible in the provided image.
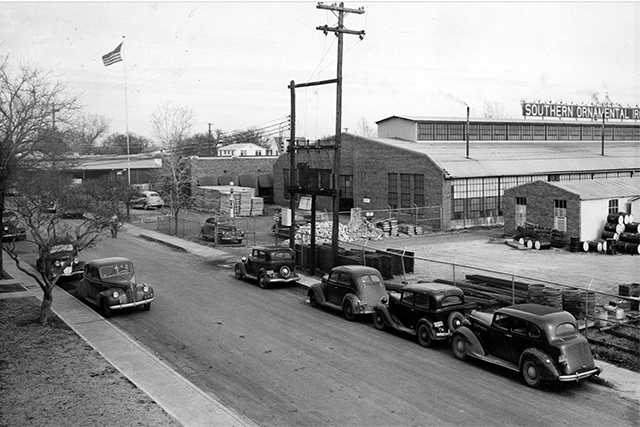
[466,106,470,158]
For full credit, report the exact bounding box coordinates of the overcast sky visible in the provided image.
[2,1,639,143]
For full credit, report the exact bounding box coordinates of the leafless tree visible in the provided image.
[150,103,196,232]
[66,113,111,154]
[481,101,511,119]
[355,117,377,138]
[2,170,107,325]
[0,55,80,272]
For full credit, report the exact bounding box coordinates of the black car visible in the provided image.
[2,211,26,241]
[234,246,299,288]
[200,218,244,244]
[451,304,602,388]
[36,244,85,281]
[373,282,469,347]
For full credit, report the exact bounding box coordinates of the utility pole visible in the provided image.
[208,123,213,156]
[316,2,365,267]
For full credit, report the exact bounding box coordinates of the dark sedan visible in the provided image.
[234,246,299,289]
[451,304,602,388]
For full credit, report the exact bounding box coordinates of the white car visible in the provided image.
[132,191,165,209]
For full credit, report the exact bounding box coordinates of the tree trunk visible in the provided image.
[39,285,54,325]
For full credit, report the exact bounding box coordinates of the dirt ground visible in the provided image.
[0,297,181,427]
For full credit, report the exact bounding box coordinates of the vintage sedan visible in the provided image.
[132,190,165,209]
[308,265,387,321]
[234,246,299,289]
[76,257,154,318]
[200,218,244,244]
[451,304,602,388]
[2,211,26,241]
[374,282,469,347]
[36,244,85,281]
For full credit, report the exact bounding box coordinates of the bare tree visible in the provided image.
[150,103,196,232]
[2,170,107,325]
[66,113,111,154]
[355,117,377,138]
[482,101,511,119]
[0,55,80,272]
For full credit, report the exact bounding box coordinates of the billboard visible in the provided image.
[521,102,640,120]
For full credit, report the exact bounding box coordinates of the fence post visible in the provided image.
[512,270,518,305]
[585,279,594,340]
[452,257,457,286]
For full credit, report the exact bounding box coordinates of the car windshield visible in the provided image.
[272,251,293,260]
[441,295,463,307]
[556,322,577,337]
[147,192,160,197]
[100,262,134,280]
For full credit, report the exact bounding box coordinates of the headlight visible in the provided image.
[142,284,150,293]
[3,226,8,231]
[74,257,79,264]
[112,290,119,298]
[54,260,61,267]
[280,266,290,278]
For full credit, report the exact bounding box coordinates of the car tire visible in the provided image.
[343,301,355,321]
[447,311,465,331]
[522,358,542,388]
[309,291,318,307]
[451,335,468,360]
[258,271,268,289]
[417,323,433,347]
[235,266,244,280]
[373,309,386,331]
[101,301,112,318]
[144,303,151,311]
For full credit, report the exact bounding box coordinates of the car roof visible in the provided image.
[330,265,382,277]
[401,282,465,297]
[496,303,575,325]
[86,257,133,267]
[252,246,293,252]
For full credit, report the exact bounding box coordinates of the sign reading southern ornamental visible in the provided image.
[521,102,640,120]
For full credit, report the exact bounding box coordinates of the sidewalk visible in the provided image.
[2,222,638,427]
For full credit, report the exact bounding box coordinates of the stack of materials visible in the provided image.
[600,212,640,255]
[543,288,563,309]
[193,186,256,216]
[250,197,264,216]
[376,218,399,236]
[398,223,425,235]
[514,223,566,250]
[527,284,545,304]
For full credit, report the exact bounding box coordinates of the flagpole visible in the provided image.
[122,35,131,185]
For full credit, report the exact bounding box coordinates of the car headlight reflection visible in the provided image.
[142,285,150,293]
[112,290,119,298]
[54,260,61,267]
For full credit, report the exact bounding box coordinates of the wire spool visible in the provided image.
[527,284,545,304]
[625,222,639,233]
[619,232,640,244]
[624,242,640,255]
[543,287,563,309]
[604,223,625,234]
[607,213,626,225]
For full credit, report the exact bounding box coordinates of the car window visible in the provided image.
[328,271,340,282]
[510,318,528,335]
[100,263,133,279]
[493,313,511,330]
[527,323,541,339]
[361,274,382,284]
[441,295,463,307]
[337,273,351,286]
[401,291,415,305]
[556,322,577,337]
[272,251,293,260]
[147,192,159,197]
[257,251,267,261]
[414,293,430,309]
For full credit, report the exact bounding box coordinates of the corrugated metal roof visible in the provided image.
[371,138,640,178]
[550,177,640,200]
[73,156,162,171]
[376,115,640,127]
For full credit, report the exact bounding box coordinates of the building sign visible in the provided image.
[521,102,640,120]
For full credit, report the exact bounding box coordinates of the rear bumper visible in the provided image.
[268,275,299,283]
[558,367,602,382]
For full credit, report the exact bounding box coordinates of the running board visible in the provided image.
[473,354,519,372]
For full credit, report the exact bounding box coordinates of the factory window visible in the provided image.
[417,123,434,140]
[414,174,424,207]
[533,125,545,140]
[339,175,353,199]
[468,197,483,218]
[558,126,569,140]
[608,199,619,214]
[548,174,560,182]
[388,173,398,208]
[452,198,465,220]
[468,124,480,140]
[480,124,492,140]
[554,199,567,232]
[494,125,507,140]
[400,174,411,208]
[508,125,521,140]
[569,126,581,140]
[547,125,558,140]
[436,123,448,140]
[449,124,465,140]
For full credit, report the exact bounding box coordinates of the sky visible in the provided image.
[2,1,639,144]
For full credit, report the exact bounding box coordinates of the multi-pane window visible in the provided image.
[388,173,398,208]
[414,174,424,207]
[449,124,464,140]
[547,125,558,140]
[533,125,545,140]
[339,175,353,199]
[400,174,411,208]
[417,123,434,140]
[240,150,247,156]
[255,150,262,156]
[493,125,506,140]
[608,199,619,214]
[554,199,567,232]
[435,124,448,140]
[480,124,492,140]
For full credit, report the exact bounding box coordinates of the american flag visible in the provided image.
[102,42,123,67]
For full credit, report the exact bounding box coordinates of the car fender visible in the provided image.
[417,318,436,339]
[520,348,560,381]
[341,293,360,309]
[235,261,250,276]
[375,304,392,323]
[452,326,487,357]
[308,283,328,304]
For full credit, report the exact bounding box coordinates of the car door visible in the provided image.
[508,319,541,362]
[328,272,352,306]
[487,313,515,361]
[84,265,102,300]
[394,291,416,328]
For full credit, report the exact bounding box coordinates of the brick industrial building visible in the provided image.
[272,116,640,231]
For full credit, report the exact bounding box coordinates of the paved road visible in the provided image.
[29,229,637,427]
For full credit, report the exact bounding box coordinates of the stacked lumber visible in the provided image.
[398,224,425,235]
[193,186,256,216]
[250,197,264,216]
[376,218,399,236]
[514,223,567,250]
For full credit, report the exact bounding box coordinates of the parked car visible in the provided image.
[36,244,85,280]
[2,211,27,241]
[308,265,387,321]
[76,257,154,318]
[234,246,299,289]
[373,282,470,347]
[200,218,244,244]
[132,190,164,209]
[451,303,602,388]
